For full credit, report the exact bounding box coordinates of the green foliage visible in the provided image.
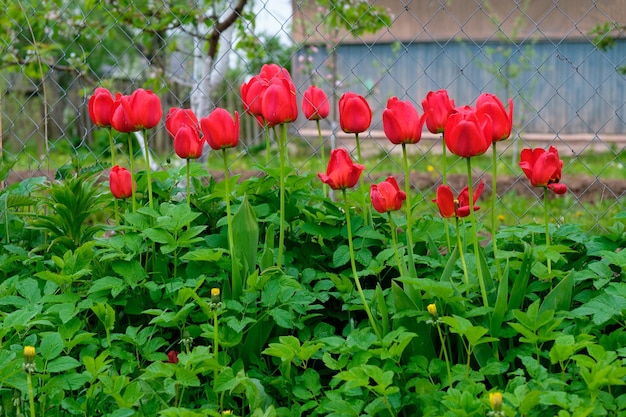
[1,127,626,416]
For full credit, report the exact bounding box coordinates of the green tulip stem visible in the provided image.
[455,217,471,290]
[466,157,489,308]
[186,159,191,207]
[343,189,382,341]
[491,143,502,278]
[222,148,236,280]
[264,122,271,166]
[127,133,137,213]
[142,129,154,209]
[353,132,371,226]
[317,120,327,198]
[401,144,416,278]
[441,137,452,252]
[387,211,405,277]
[277,123,287,269]
[108,128,119,225]
[316,119,326,168]
[441,135,447,185]
[544,187,552,276]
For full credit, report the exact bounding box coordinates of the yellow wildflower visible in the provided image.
[427,303,437,317]
[489,391,502,412]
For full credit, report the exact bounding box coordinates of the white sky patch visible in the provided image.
[252,0,293,44]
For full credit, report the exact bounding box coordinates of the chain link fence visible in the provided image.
[1,0,624,232]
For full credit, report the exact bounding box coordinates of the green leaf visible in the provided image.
[332,245,350,267]
[112,260,146,288]
[47,356,81,373]
[540,272,574,314]
[40,332,64,361]
[175,367,201,387]
[490,261,509,338]
[180,248,226,262]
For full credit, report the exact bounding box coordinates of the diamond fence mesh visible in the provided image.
[1,0,624,232]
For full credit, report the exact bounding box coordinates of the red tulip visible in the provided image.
[476,93,513,142]
[519,146,567,194]
[370,176,406,213]
[421,90,455,134]
[166,108,199,139]
[382,97,427,145]
[173,125,204,159]
[259,63,293,83]
[110,93,135,133]
[262,77,298,126]
[443,106,492,158]
[110,89,163,132]
[167,350,179,364]
[200,108,240,150]
[318,148,365,190]
[241,75,268,117]
[302,86,330,120]
[433,180,484,218]
[109,165,134,199]
[339,92,372,134]
[88,87,115,127]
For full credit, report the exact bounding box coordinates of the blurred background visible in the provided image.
[0,0,624,230]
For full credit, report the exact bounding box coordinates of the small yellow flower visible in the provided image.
[211,288,221,303]
[427,165,435,173]
[497,214,505,222]
[427,303,437,317]
[222,411,233,416]
[575,211,583,218]
[23,346,36,374]
[23,346,36,363]
[489,391,502,412]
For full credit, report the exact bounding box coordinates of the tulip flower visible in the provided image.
[261,77,298,126]
[109,165,134,199]
[88,87,115,127]
[371,176,407,276]
[302,85,330,120]
[111,89,162,132]
[433,180,484,218]
[383,96,427,277]
[125,88,163,130]
[422,89,455,134]
[241,64,293,120]
[370,176,406,213]
[443,106,492,158]
[476,93,513,142]
[318,148,365,190]
[166,107,199,139]
[519,146,566,277]
[519,146,567,194]
[339,92,372,134]
[382,97,427,145]
[241,75,268,118]
[200,108,240,150]
[421,90,457,252]
[167,350,179,364]
[476,93,513,275]
[110,93,136,133]
[173,125,204,159]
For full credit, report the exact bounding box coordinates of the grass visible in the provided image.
[5,135,625,233]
